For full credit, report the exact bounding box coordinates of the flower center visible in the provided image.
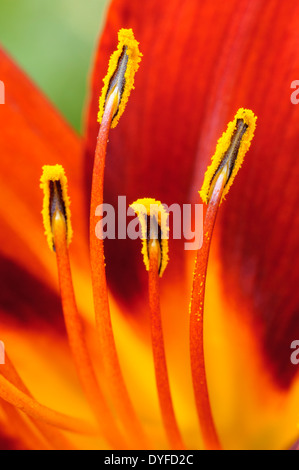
[0,27,258,451]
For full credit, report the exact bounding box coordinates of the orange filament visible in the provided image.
[148,240,185,450]
[189,169,227,450]
[0,373,95,434]
[90,91,148,448]
[1,354,75,450]
[52,209,126,449]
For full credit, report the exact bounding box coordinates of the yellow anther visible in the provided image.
[199,108,257,204]
[98,28,142,128]
[40,165,73,251]
[130,198,169,277]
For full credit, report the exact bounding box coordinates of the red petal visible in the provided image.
[206,2,299,389]
[84,0,299,389]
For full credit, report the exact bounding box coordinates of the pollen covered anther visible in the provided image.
[130,198,169,277]
[200,108,257,204]
[40,165,73,251]
[98,28,142,128]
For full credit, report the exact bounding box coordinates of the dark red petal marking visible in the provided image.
[0,256,65,332]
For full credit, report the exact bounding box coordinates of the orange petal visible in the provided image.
[0,47,91,322]
[0,48,95,446]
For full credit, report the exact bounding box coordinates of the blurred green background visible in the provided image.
[0,0,109,132]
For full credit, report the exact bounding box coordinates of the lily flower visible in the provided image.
[0,0,299,450]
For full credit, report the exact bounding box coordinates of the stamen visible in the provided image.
[130,198,169,277]
[189,109,257,450]
[199,108,257,204]
[0,373,95,434]
[131,199,185,449]
[98,28,142,128]
[40,165,73,251]
[41,165,127,449]
[90,30,148,449]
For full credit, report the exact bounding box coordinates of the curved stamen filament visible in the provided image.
[148,240,185,450]
[189,169,227,450]
[90,92,148,448]
[0,399,52,450]
[0,373,95,434]
[52,208,127,449]
[1,354,75,450]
